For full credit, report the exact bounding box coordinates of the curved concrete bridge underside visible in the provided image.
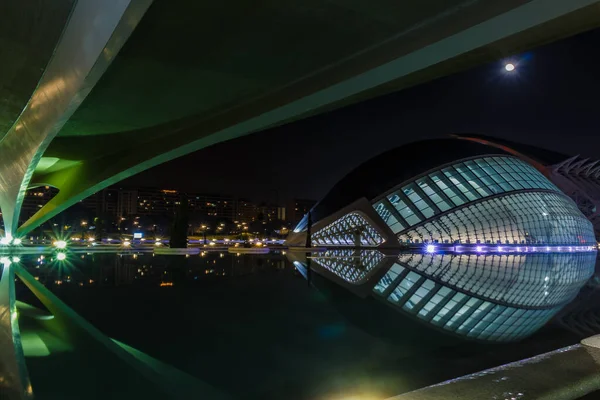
[2,0,600,236]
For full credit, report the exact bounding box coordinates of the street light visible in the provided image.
[80,220,88,240]
[54,240,67,249]
[200,225,208,244]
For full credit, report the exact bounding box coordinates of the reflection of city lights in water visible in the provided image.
[56,253,67,261]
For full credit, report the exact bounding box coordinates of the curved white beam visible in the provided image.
[0,0,153,236]
[581,160,600,176]
[570,158,590,175]
[0,263,32,399]
[553,155,580,173]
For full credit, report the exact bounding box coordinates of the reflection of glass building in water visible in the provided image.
[287,139,597,342]
[292,250,596,342]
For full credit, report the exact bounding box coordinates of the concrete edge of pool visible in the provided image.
[388,337,600,400]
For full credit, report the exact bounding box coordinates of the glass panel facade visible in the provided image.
[293,153,598,344]
[373,263,405,294]
[312,212,384,246]
[417,178,452,212]
[373,156,560,233]
[373,201,405,233]
[370,250,595,342]
[398,191,595,245]
[397,252,595,308]
[310,250,386,284]
[388,193,421,226]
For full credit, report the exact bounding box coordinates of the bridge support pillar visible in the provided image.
[0,0,152,237]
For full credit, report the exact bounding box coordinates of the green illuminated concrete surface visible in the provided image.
[12,265,230,400]
[0,0,152,235]
[3,0,600,235]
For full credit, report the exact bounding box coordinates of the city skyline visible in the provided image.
[19,185,315,229]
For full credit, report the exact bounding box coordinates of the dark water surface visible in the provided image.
[15,251,583,400]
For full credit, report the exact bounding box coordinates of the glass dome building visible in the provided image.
[287,139,597,342]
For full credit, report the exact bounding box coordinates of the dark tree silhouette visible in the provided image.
[170,195,189,248]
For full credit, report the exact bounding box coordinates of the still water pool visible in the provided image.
[14,250,586,400]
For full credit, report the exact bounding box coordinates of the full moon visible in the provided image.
[505,63,515,72]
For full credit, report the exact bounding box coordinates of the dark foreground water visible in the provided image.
[15,250,587,400]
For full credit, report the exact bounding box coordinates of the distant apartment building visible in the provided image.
[286,198,316,226]
[255,203,286,222]
[78,188,118,218]
[135,188,178,215]
[235,199,257,223]
[20,185,298,229]
[234,201,286,223]
[20,186,59,223]
[189,194,236,220]
[277,207,286,221]
[117,189,138,217]
[124,188,237,221]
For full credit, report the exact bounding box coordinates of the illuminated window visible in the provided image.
[366,156,594,248]
[312,212,384,246]
[398,192,595,245]
[311,250,385,284]
[370,251,594,342]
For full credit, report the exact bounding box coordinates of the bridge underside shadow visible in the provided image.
[2,0,600,235]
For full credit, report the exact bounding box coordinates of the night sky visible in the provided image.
[123,27,600,204]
